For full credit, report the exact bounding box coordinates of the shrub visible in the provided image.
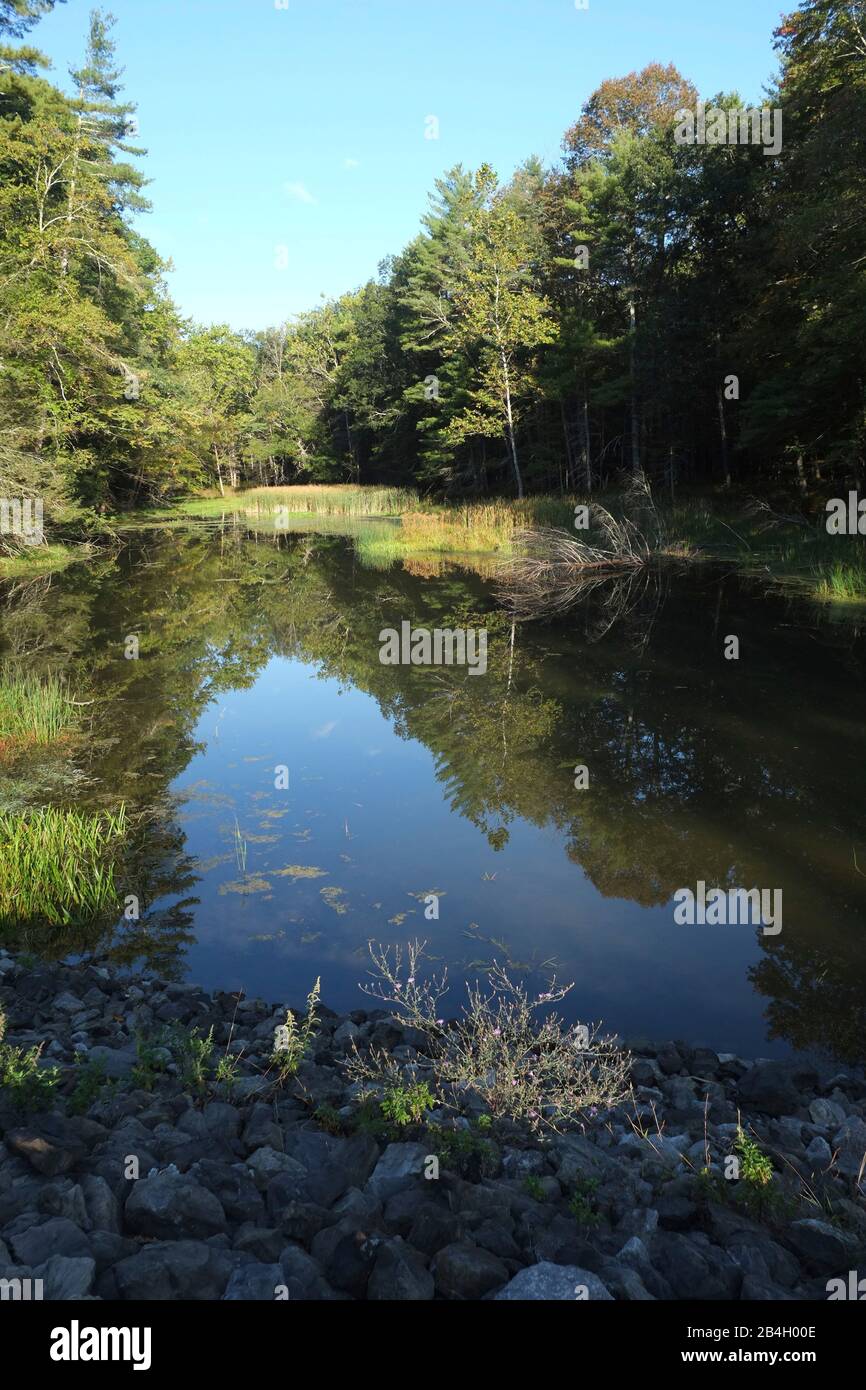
[69,1055,111,1114]
[348,940,630,1134]
[380,1081,435,1128]
[568,1177,602,1226]
[433,1125,500,1181]
[0,1009,59,1110]
[176,1026,215,1092]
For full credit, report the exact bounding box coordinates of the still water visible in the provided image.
[2,526,865,1063]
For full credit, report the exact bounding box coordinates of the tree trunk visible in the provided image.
[213,445,225,497]
[716,384,731,487]
[628,298,640,477]
[501,351,523,499]
[582,391,592,494]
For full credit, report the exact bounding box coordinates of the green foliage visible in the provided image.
[213,1051,240,1095]
[0,1009,59,1110]
[433,1125,500,1181]
[313,1102,345,1136]
[568,1177,601,1226]
[0,3,862,511]
[523,1174,546,1201]
[175,1026,215,1093]
[735,1127,774,1188]
[0,671,77,746]
[380,1080,435,1128]
[269,977,321,1083]
[130,1032,170,1092]
[0,804,127,927]
[68,1054,111,1114]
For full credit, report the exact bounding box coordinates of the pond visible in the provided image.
[2,524,866,1065]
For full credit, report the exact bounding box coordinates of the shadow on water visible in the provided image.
[1,525,865,1065]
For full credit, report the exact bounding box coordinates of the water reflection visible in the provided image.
[1,527,865,1064]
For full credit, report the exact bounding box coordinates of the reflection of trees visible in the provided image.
[749,922,866,1067]
[2,532,865,1057]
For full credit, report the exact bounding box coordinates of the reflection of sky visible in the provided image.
[168,653,789,1059]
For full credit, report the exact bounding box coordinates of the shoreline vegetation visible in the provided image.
[4,484,866,607]
[0,947,864,1303]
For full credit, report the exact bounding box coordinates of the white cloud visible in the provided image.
[311,720,337,739]
[343,158,360,169]
[284,181,317,205]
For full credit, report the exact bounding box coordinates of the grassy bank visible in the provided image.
[110,485,866,605]
[0,543,79,580]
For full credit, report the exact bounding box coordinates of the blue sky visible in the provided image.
[37,0,785,331]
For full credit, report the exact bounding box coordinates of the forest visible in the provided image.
[0,0,863,533]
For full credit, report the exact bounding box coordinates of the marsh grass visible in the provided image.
[813,559,866,604]
[0,804,128,927]
[176,487,576,557]
[0,672,77,752]
[181,484,419,520]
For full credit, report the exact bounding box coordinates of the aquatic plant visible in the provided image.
[0,804,127,927]
[0,672,78,749]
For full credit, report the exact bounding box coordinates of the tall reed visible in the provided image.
[0,805,128,926]
[0,672,76,746]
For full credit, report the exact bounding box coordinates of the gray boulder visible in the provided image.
[495,1261,613,1300]
[366,1143,429,1202]
[125,1171,226,1240]
[431,1242,509,1300]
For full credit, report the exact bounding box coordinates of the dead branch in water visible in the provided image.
[497,505,653,619]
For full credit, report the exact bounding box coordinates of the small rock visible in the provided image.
[223,1263,284,1300]
[368,1238,434,1300]
[34,1255,96,1300]
[787,1219,857,1272]
[494,1261,613,1301]
[809,1098,846,1129]
[804,1135,832,1169]
[432,1242,508,1300]
[125,1171,226,1240]
[366,1143,429,1202]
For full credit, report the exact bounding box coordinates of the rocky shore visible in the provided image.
[1,949,864,1301]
